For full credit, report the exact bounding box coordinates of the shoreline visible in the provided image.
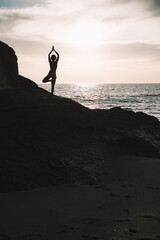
[38,83,160,121]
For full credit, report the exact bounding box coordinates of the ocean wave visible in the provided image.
[130,94,160,98]
[39,83,160,120]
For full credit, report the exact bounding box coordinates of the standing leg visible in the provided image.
[51,77,56,94]
[51,80,54,94]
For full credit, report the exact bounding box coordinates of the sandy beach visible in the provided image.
[1,155,160,240]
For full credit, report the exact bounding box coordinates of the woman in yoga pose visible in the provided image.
[42,46,59,94]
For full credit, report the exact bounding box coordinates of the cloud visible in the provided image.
[107,0,160,17]
[145,0,160,16]
[0,1,106,46]
[1,0,160,61]
[0,0,46,8]
[0,11,32,32]
[101,16,129,23]
[102,41,160,61]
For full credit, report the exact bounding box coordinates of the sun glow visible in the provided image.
[69,21,103,45]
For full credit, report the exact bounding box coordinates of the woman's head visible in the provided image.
[51,55,56,61]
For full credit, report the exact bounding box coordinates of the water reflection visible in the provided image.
[39,83,160,120]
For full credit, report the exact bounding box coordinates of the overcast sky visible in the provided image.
[0,0,160,84]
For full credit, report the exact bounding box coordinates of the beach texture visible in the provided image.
[1,155,160,240]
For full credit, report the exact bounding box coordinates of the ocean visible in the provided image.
[39,83,160,120]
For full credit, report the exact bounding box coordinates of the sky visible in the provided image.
[0,0,160,84]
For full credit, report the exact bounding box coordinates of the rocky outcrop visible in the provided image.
[0,42,160,191]
[0,41,18,89]
[0,41,38,90]
[17,75,38,88]
[0,87,159,191]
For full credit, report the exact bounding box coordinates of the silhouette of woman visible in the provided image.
[42,46,59,94]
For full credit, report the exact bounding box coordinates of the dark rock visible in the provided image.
[0,42,160,191]
[0,41,18,89]
[17,75,38,88]
[0,86,159,191]
[0,41,38,90]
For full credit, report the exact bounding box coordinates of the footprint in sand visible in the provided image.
[112,218,131,223]
[103,171,110,176]
[110,193,117,198]
[147,186,159,191]
[118,178,124,182]
[57,225,74,233]
[94,185,111,191]
[123,209,130,215]
[23,234,43,239]
[129,184,134,187]
[142,215,160,223]
[97,203,105,209]
[121,184,127,188]
[124,195,130,199]
[129,228,137,233]
[0,235,10,240]
[82,235,89,238]
[136,238,157,240]
[81,218,99,225]
[82,235,99,240]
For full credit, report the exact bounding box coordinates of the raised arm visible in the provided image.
[48,48,53,62]
[52,46,59,62]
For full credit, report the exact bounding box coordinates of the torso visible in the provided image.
[49,61,58,72]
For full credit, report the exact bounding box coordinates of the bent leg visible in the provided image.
[42,74,51,83]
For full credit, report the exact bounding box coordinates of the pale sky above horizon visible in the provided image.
[0,0,160,84]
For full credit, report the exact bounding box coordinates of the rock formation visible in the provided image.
[0,41,18,89]
[0,41,160,191]
[0,41,38,89]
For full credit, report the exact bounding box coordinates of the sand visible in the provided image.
[0,155,160,240]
